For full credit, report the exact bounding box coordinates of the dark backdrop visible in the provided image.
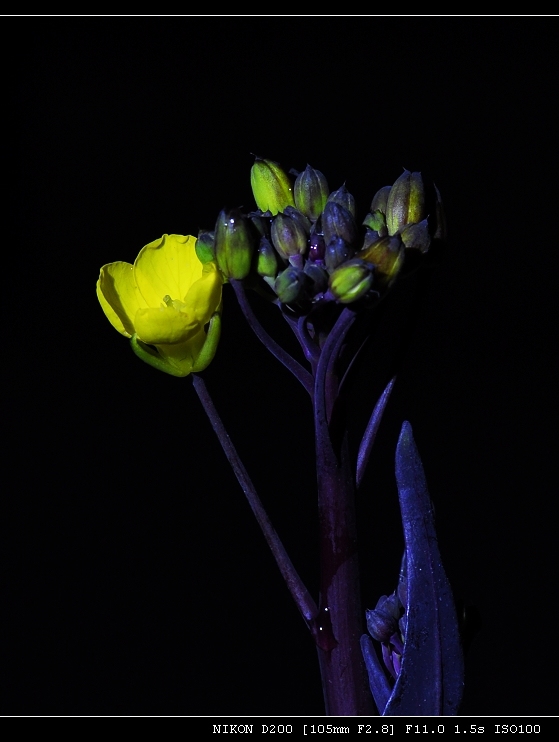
[9,17,556,716]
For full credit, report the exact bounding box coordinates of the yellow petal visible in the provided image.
[134,305,199,345]
[184,261,223,324]
[134,234,202,308]
[96,261,145,337]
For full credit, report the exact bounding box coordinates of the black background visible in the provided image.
[9,17,557,716]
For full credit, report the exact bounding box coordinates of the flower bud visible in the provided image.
[321,201,358,248]
[329,258,374,304]
[294,164,329,220]
[361,228,380,253]
[303,261,329,296]
[308,225,326,262]
[325,236,355,273]
[195,230,216,264]
[400,218,431,253]
[256,236,279,278]
[215,208,255,280]
[250,157,295,215]
[283,205,312,234]
[386,170,427,236]
[271,210,309,260]
[357,234,404,286]
[366,593,401,643]
[249,212,272,239]
[362,209,387,236]
[327,183,356,217]
[370,185,391,214]
[274,265,306,304]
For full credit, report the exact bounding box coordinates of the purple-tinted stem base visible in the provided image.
[313,308,375,715]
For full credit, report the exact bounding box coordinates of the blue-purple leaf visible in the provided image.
[382,421,464,715]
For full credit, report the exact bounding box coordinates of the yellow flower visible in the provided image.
[96,234,223,376]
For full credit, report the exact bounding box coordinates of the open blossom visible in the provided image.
[96,234,222,375]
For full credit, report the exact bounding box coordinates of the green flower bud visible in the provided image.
[370,185,391,214]
[250,157,295,215]
[362,209,387,236]
[386,170,426,236]
[195,230,216,264]
[271,210,309,260]
[322,201,358,248]
[400,218,431,253]
[215,208,255,280]
[329,258,374,304]
[274,265,306,304]
[256,236,279,278]
[294,164,329,220]
[357,234,404,286]
[327,183,356,217]
[325,236,355,273]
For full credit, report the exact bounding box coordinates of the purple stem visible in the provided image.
[313,308,375,715]
[230,280,314,396]
[192,373,318,626]
[220,289,383,713]
[282,311,320,373]
[322,309,356,424]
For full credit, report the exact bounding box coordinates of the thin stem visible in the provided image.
[230,280,314,396]
[317,308,356,426]
[192,373,318,625]
[282,311,320,373]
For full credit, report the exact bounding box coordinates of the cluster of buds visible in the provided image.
[196,158,446,309]
[365,559,408,682]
